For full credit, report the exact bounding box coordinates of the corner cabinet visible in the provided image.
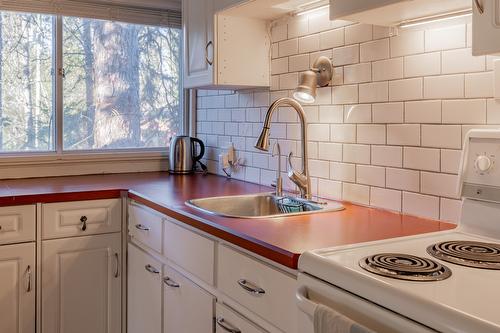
[182,0,270,89]
[473,0,500,55]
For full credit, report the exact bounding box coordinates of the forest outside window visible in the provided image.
[0,10,182,154]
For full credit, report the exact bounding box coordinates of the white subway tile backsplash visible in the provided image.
[403,147,440,172]
[332,45,360,66]
[465,72,494,98]
[424,74,464,99]
[343,144,371,164]
[319,28,345,49]
[389,78,423,101]
[372,58,404,81]
[357,165,385,187]
[344,63,372,84]
[343,182,370,205]
[425,24,466,52]
[359,81,389,103]
[372,145,403,167]
[360,39,390,62]
[197,18,497,218]
[372,102,404,123]
[390,30,424,57]
[330,162,356,182]
[442,99,486,124]
[405,100,442,124]
[404,52,441,78]
[386,168,420,192]
[442,48,485,74]
[403,192,440,219]
[387,124,420,146]
[357,124,386,144]
[421,172,459,198]
[370,187,402,212]
[345,24,373,45]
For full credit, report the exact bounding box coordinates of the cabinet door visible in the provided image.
[0,243,35,333]
[163,264,214,333]
[473,0,500,55]
[42,233,122,333]
[127,243,162,333]
[183,0,215,88]
[215,302,266,333]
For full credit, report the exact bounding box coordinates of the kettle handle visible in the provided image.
[191,137,205,163]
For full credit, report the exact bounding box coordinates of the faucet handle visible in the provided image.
[287,152,294,172]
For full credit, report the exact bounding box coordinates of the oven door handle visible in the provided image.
[296,286,318,318]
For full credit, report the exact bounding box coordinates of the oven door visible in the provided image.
[296,273,437,333]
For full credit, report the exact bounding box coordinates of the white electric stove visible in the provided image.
[297,129,500,333]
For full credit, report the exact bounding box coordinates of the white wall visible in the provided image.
[196,9,500,223]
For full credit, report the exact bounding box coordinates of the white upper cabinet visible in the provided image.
[330,0,471,26]
[182,0,270,89]
[472,0,500,55]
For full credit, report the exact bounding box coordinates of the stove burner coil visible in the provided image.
[359,253,452,281]
[427,240,500,270]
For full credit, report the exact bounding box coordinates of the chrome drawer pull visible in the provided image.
[25,265,32,293]
[216,317,241,333]
[163,277,180,288]
[205,41,213,66]
[80,216,87,231]
[114,253,120,278]
[474,0,484,14]
[237,279,265,295]
[145,264,160,274]
[135,224,150,231]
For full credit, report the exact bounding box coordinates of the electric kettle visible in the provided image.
[169,136,206,174]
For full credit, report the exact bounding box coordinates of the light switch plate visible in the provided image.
[495,59,500,100]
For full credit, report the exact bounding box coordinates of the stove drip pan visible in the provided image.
[427,240,500,270]
[359,253,452,281]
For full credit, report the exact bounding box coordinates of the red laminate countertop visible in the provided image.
[0,172,456,268]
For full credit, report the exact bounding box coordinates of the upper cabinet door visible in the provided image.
[0,243,35,333]
[42,233,122,333]
[183,0,215,88]
[472,0,500,55]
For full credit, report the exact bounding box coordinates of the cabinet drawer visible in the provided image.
[42,199,121,239]
[163,264,215,333]
[164,218,215,285]
[128,202,164,253]
[0,205,35,245]
[216,303,266,333]
[218,245,297,333]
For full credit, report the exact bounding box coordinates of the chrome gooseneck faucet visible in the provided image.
[255,97,311,200]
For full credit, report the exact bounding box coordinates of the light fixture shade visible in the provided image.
[293,70,317,104]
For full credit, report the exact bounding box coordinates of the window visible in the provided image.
[0,10,182,155]
[0,11,54,152]
[63,18,182,150]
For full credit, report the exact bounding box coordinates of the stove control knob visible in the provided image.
[475,155,492,173]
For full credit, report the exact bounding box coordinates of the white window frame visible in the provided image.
[0,13,187,167]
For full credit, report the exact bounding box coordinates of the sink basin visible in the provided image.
[185,193,344,219]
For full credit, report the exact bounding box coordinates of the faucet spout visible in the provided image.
[254,97,311,199]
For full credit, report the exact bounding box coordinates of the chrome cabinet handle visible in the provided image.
[80,216,87,231]
[237,279,265,295]
[135,224,150,231]
[474,0,484,14]
[163,276,180,288]
[216,317,241,333]
[145,264,160,274]
[205,41,213,66]
[25,265,32,293]
[114,253,120,278]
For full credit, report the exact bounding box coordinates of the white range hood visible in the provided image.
[330,0,471,26]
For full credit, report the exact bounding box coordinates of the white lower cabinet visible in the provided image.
[0,242,35,333]
[163,264,214,333]
[127,243,162,333]
[42,233,122,333]
[216,302,266,333]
